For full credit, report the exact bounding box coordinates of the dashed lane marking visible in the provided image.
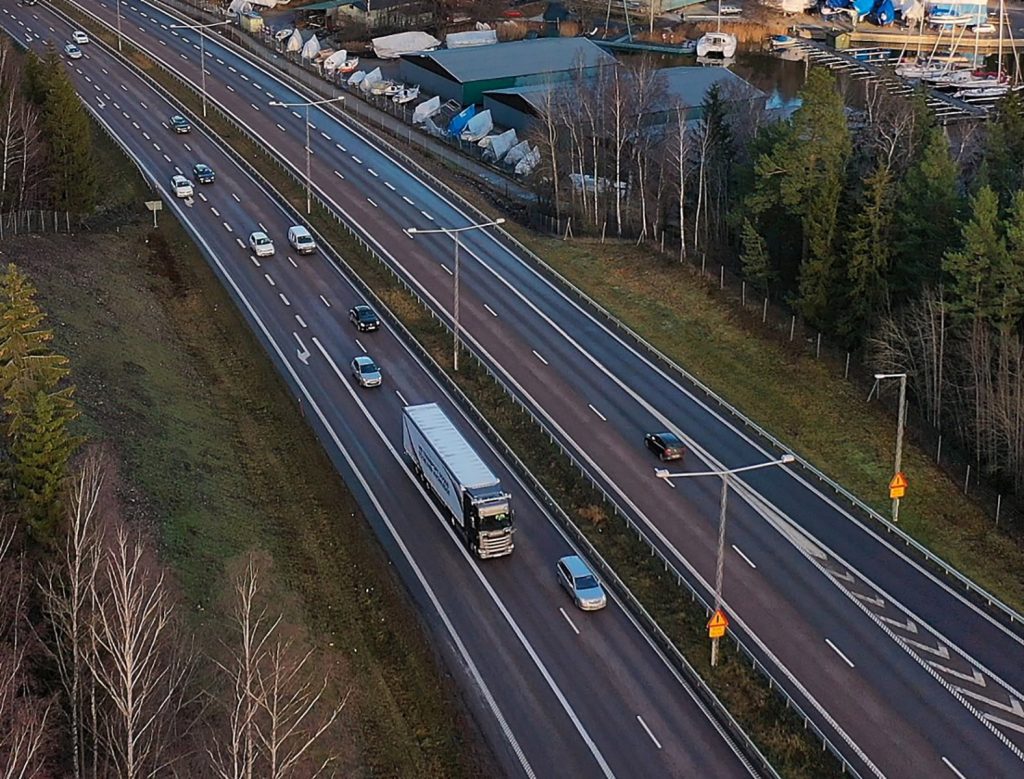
[484,303,498,317]
[279,293,290,307]
[559,608,580,636]
[588,404,607,422]
[319,295,331,308]
[732,545,757,569]
[533,350,548,365]
[825,639,855,669]
[636,716,662,750]
[367,198,378,208]
[264,274,275,287]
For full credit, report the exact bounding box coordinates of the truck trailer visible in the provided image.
[402,403,514,558]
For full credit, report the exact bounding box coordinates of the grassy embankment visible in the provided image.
[2,83,491,777]
[52,17,850,776]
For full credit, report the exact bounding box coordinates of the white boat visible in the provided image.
[322,49,347,73]
[339,57,359,73]
[460,110,493,142]
[412,95,441,124]
[370,79,395,95]
[895,60,949,79]
[347,70,366,87]
[383,82,404,97]
[274,27,293,43]
[696,31,738,58]
[954,84,1010,98]
[969,22,995,33]
[393,85,420,104]
[928,9,972,24]
[360,67,383,93]
[770,34,798,50]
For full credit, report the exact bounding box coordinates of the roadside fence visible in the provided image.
[0,210,74,239]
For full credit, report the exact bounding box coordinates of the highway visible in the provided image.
[50,1,1024,776]
[0,3,763,777]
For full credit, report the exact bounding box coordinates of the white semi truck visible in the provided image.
[402,403,514,558]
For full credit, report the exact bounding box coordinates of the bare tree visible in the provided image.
[88,527,194,779]
[40,453,106,779]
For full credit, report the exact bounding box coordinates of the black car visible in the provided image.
[169,114,191,134]
[192,163,215,184]
[644,431,685,461]
[348,304,380,332]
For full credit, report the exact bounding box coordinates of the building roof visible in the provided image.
[484,66,760,115]
[401,37,615,84]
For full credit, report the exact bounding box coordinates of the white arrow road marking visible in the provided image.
[955,687,1024,718]
[876,615,919,634]
[851,591,886,608]
[559,608,580,636]
[636,716,662,749]
[294,333,310,365]
[903,638,950,659]
[930,662,986,687]
[983,713,1024,736]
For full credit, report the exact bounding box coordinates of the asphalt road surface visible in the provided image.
[43,0,1024,776]
[0,3,765,777]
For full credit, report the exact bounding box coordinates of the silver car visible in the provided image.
[557,555,607,611]
[350,355,382,388]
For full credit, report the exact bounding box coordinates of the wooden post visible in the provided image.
[742,281,746,307]
[789,315,796,342]
[720,265,724,289]
[995,494,1002,528]
[936,435,942,464]
[844,352,850,379]
[762,297,768,323]
[964,464,971,494]
[816,332,821,358]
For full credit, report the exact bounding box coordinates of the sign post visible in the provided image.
[144,200,162,228]
[889,471,908,520]
[708,609,729,666]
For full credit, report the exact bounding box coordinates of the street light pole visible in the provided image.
[170,20,230,118]
[656,453,796,667]
[406,218,506,371]
[268,95,346,215]
[116,0,123,52]
[875,372,908,522]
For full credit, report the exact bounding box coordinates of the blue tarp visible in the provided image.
[448,104,475,137]
[871,0,895,24]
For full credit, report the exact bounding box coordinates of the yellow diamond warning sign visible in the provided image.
[707,609,729,639]
[889,472,908,500]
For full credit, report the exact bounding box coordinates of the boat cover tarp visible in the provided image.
[228,0,254,14]
[412,95,441,124]
[372,31,441,59]
[460,110,493,141]
[514,146,540,177]
[445,30,498,48]
[323,49,347,71]
[871,0,895,23]
[448,104,476,136]
[286,29,303,53]
[301,34,321,60]
[505,139,531,166]
[359,67,383,92]
[482,128,517,160]
[896,0,925,18]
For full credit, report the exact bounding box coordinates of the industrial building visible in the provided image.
[481,66,761,134]
[398,37,616,106]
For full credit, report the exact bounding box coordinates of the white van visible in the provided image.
[287,225,316,255]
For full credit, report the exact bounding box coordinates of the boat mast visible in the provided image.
[998,0,1004,75]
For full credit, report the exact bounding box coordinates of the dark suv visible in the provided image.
[348,304,380,332]
[644,431,685,461]
[169,114,191,134]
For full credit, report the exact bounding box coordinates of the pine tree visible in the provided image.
[983,91,1024,207]
[892,127,962,298]
[21,49,48,106]
[0,264,74,437]
[10,389,82,540]
[994,190,1024,330]
[840,166,895,342]
[943,186,1006,322]
[41,57,96,213]
[739,218,774,295]
[750,69,851,329]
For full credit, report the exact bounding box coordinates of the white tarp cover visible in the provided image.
[228,0,253,14]
[412,95,441,124]
[323,49,347,71]
[372,31,441,59]
[460,109,493,142]
[360,67,383,92]
[243,0,279,7]
[347,70,366,86]
[482,128,517,160]
[897,0,925,19]
[505,139,531,166]
[301,34,321,60]
[286,29,303,53]
[515,146,540,176]
[445,30,498,48]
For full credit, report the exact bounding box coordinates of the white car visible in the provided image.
[64,43,82,60]
[720,4,742,14]
[287,225,316,255]
[72,30,89,45]
[170,175,193,199]
[249,231,275,257]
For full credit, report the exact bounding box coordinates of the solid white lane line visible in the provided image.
[533,350,548,366]
[636,716,662,749]
[441,264,452,276]
[356,339,366,354]
[384,181,395,191]
[942,757,967,779]
[264,273,275,287]
[588,404,607,422]
[559,607,580,636]
[279,293,290,307]
[295,315,307,329]
[231,193,241,202]
[395,389,408,406]
[402,195,415,205]
[223,222,233,232]
[367,198,378,208]
[320,295,331,308]
[421,210,434,221]
[825,639,855,668]
[732,545,757,569]
[288,257,298,268]
[484,303,498,317]
[333,170,344,180]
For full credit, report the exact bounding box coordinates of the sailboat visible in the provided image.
[696,0,738,59]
